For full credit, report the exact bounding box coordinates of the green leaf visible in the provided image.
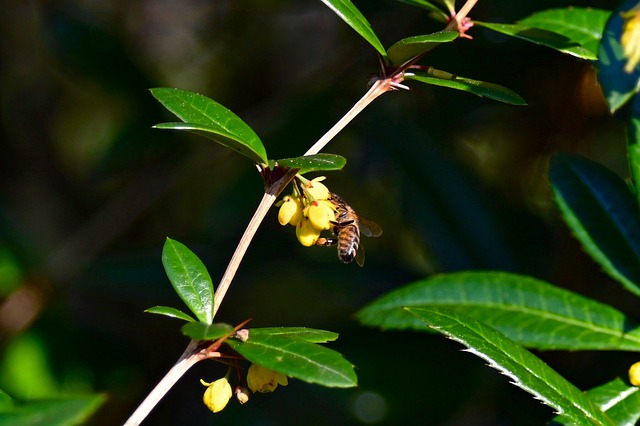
[404,69,526,105]
[247,327,339,343]
[144,306,196,322]
[181,322,234,341]
[150,88,268,165]
[396,0,448,21]
[518,8,610,59]
[550,153,640,296]
[597,0,640,112]
[387,31,458,66]
[476,20,598,60]
[227,331,357,388]
[273,154,346,174]
[406,307,615,426]
[629,95,640,201]
[0,395,106,426]
[161,238,214,324]
[320,0,387,59]
[553,378,640,425]
[357,271,640,350]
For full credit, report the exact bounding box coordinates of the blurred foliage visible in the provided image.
[0,0,632,425]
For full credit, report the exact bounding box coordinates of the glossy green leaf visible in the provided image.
[0,395,106,426]
[227,331,357,388]
[396,0,448,21]
[181,322,234,341]
[518,8,609,58]
[387,31,458,66]
[150,88,268,165]
[320,0,387,59]
[550,153,640,296]
[476,21,597,60]
[145,306,196,322]
[629,95,640,200]
[553,378,640,426]
[161,238,214,324]
[406,308,614,426]
[247,327,339,343]
[404,69,526,105]
[357,271,640,350]
[598,0,640,112]
[273,154,346,174]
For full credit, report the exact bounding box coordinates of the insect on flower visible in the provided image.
[316,192,382,267]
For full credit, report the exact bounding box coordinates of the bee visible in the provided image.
[316,193,382,266]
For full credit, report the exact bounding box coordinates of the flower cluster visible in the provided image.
[277,176,336,247]
[201,364,288,413]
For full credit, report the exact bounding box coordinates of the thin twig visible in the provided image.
[123,340,202,426]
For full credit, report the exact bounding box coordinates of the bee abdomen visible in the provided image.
[337,226,360,263]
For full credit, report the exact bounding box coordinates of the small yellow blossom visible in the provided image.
[277,195,303,226]
[296,218,321,246]
[629,362,640,386]
[622,8,640,73]
[304,177,330,201]
[247,364,288,393]
[201,378,233,413]
[305,200,336,231]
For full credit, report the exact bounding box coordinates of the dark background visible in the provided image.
[0,1,634,425]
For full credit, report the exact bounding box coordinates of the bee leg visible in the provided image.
[316,237,338,247]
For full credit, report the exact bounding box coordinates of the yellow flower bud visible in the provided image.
[304,177,330,201]
[629,362,640,386]
[305,200,335,231]
[296,218,321,246]
[277,195,303,226]
[201,378,233,413]
[622,9,640,73]
[247,364,288,393]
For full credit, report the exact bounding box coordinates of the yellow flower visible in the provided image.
[296,218,321,246]
[629,362,640,386]
[304,177,330,201]
[201,377,233,413]
[305,200,336,231]
[622,8,640,73]
[277,195,303,226]
[247,364,288,393]
[235,386,250,404]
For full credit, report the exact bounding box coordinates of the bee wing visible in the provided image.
[358,216,382,238]
[355,242,365,267]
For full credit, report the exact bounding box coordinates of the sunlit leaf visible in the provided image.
[0,395,106,426]
[145,306,196,322]
[162,238,214,324]
[598,0,640,112]
[357,271,640,350]
[247,327,339,343]
[476,20,597,60]
[227,330,356,388]
[387,31,458,66]
[553,378,640,425]
[406,308,614,426]
[320,0,387,59]
[404,70,526,105]
[273,154,346,174]
[150,88,268,165]
[181,322,234,341]
[550,153,640,296]
[518,8,610,58]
